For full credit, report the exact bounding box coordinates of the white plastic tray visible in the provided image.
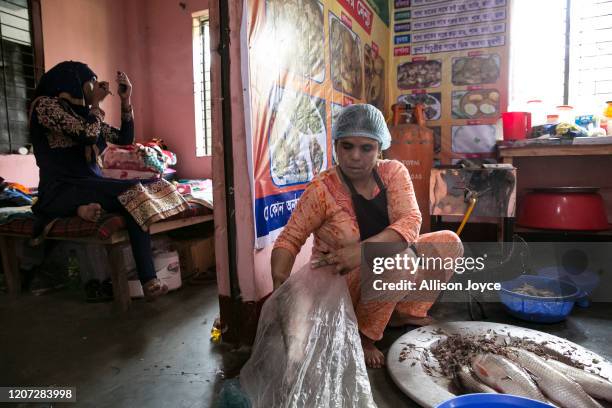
[386,321,612,408]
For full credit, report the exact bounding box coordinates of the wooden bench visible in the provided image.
[0,205,213,312]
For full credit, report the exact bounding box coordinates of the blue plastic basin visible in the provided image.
[537,266,600,308]
[436,394,555,407]
[499,275,579,323]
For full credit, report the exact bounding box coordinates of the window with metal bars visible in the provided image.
[569,0,612,111]
[0,0,39,154]
[193,14,212,157]
[509,0,612,113]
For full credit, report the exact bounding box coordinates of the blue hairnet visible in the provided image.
[332,104,391,150]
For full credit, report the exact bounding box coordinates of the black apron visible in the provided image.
[339,167,390,241]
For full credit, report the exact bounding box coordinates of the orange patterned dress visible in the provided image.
[274,159,462,341]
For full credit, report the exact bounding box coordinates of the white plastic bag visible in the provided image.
[240,264,377,408]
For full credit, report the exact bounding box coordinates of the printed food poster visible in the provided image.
[391,0,510,163]
[397,92,442,121]
[397,59,442,89]
[366,0,390,25]
[364,44,385,110]
[247,0,391,247]
[330,13,364,98]
[264,0,325,82]
[246,0,510,246]
[452,54,501,85]
[452,89,500,119]
[451,124,497,153]
[268,88,327,186]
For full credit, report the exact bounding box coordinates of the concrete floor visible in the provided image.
[1,284,611,408]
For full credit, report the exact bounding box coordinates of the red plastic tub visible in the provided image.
[517,187,609,231]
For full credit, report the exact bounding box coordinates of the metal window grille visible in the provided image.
[195,15,212,157]
[569,0,612,108]
[510,0,612,111]
[0,0,37,154]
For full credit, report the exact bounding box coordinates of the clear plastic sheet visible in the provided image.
[240,264,377,408]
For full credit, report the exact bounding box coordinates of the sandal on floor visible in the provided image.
[143,278,168,301]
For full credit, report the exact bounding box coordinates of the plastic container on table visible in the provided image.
[526,100,547,126]
[546,114,559,124]
[603,101,612,136]
[556,105,574,123]
[604,101,612,118]
[502,112,532,140]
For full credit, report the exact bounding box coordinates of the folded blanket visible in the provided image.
[99,143,173,176]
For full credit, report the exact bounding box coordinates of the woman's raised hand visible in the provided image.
[116,71,132,100]
[91,81,111,107]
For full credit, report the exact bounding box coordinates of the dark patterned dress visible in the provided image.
[30,96,188,233]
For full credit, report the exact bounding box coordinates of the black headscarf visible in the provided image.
[30,61,102,159]
[33,60,97,101]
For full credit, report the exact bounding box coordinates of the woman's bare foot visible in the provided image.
[388,311,436,328]
[361,334,385,369]
[77,203,102,222]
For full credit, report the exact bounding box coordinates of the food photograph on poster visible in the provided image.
[397,92,442,121]
[330,13,364,99]
[264,0,325,82]
[9,0,612,407]
[451,124,498,153]
[451,53,501,85]
[397,59,442,89]
[452,89,501,119]
[268,88,327,185]
[364,44,386,109]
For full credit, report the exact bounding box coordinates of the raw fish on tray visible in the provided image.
[423,332,612,408]
[472,353,548,403]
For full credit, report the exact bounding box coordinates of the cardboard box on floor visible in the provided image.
[173,236,215,279]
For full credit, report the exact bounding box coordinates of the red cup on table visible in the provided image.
[502,112,532,140]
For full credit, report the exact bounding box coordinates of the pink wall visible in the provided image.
[2,0,130,187]
[141,0,212,179]
[38,0,211,179]
[40,0,128,129]
[0,155,39,188]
